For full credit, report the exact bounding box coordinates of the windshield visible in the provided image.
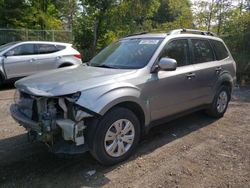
[0,42,18,53]
[90,38,163,69]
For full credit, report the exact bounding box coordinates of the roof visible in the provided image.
[123,33,167,39]
[122,29,222,41]
[16,41,71,46]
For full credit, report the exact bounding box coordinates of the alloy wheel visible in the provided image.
[217,91,228,113]
[104,119,135,157]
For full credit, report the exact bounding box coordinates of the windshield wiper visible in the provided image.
[92,64,118,69]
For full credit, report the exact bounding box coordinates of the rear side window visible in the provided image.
[210,40,229,60]
[160,39,190,67]
[12,44,35,56]
[37,44,60,54]
[191,39,215,64]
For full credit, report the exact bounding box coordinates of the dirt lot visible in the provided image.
[0,84,249,188]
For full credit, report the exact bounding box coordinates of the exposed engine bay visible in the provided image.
[11,90,94,153]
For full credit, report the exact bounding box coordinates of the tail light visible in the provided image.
[74,54,81,59]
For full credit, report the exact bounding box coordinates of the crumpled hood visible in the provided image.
[15,65,136,96]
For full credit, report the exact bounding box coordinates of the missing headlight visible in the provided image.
[66,91,81,102]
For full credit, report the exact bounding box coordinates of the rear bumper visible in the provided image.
[10,104,41,133]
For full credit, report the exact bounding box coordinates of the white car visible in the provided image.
[0,41,82,86]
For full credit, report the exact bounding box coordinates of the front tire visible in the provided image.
[89,107,140,165]
[0,76,3,87]
[206,85,230,118]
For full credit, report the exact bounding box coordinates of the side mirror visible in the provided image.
[158,57,177,71]
[4,50,15,57]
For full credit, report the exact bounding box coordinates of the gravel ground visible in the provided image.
[0,84,249,188]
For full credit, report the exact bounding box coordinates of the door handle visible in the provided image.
[186,73,196,80]
[215,67,222,73]
[56,56,62,60]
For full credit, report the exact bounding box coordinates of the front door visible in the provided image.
[4,44,38,79]
[148,39,199,121]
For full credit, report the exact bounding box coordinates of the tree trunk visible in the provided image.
[93,17,100,56]
[217,1,223,35]
[239,0,243,15]
[207,0,214,31]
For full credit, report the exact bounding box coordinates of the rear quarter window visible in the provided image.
[210,40,229,60]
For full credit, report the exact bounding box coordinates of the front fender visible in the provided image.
[76,82,150,125]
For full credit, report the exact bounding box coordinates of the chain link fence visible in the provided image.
[0,29,73,45]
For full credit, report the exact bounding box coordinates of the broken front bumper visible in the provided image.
[10,104,89,154]
[10,104,41,133]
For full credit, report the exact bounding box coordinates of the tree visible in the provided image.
[25,0,64,30]
[54,0,79,31]
[74,0,160,60]
[0,0,65,30]
[74,0,193,61]
[79,0,117,55]
[0,0,28,28]
[153,0,193,31]
[192,0,218,31]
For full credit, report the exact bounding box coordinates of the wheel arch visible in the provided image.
[108,101,146,135]
[221,80,232,91]
[213,73,234,96]
[84,99,148,150]
[76,83,151,128]
[58,62,73,68]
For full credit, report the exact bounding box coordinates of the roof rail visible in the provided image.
[168,29,217,36]
[126,32,148,37]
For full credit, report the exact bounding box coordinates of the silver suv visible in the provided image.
[10,29,236,165]
[0,41,82,86]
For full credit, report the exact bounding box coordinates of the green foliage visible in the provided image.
[0,0,28,28]
[222,31,250,81]
[74,0,193,61]
[0,0,77,30]
[193,0,250,81]
[153,0,193,31]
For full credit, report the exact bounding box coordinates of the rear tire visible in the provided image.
[89,107,140,165]
[206,85,230,118]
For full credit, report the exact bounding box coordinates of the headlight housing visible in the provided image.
[67,91,81,102]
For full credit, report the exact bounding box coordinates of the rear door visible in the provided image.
[3,44,38,79]
[209,39,231,74]
[190,38,218,105]
[35,44,62,72]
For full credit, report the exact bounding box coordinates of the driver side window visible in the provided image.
[160,39,190,67]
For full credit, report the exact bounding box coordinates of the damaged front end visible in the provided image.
[10,90,95,154]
